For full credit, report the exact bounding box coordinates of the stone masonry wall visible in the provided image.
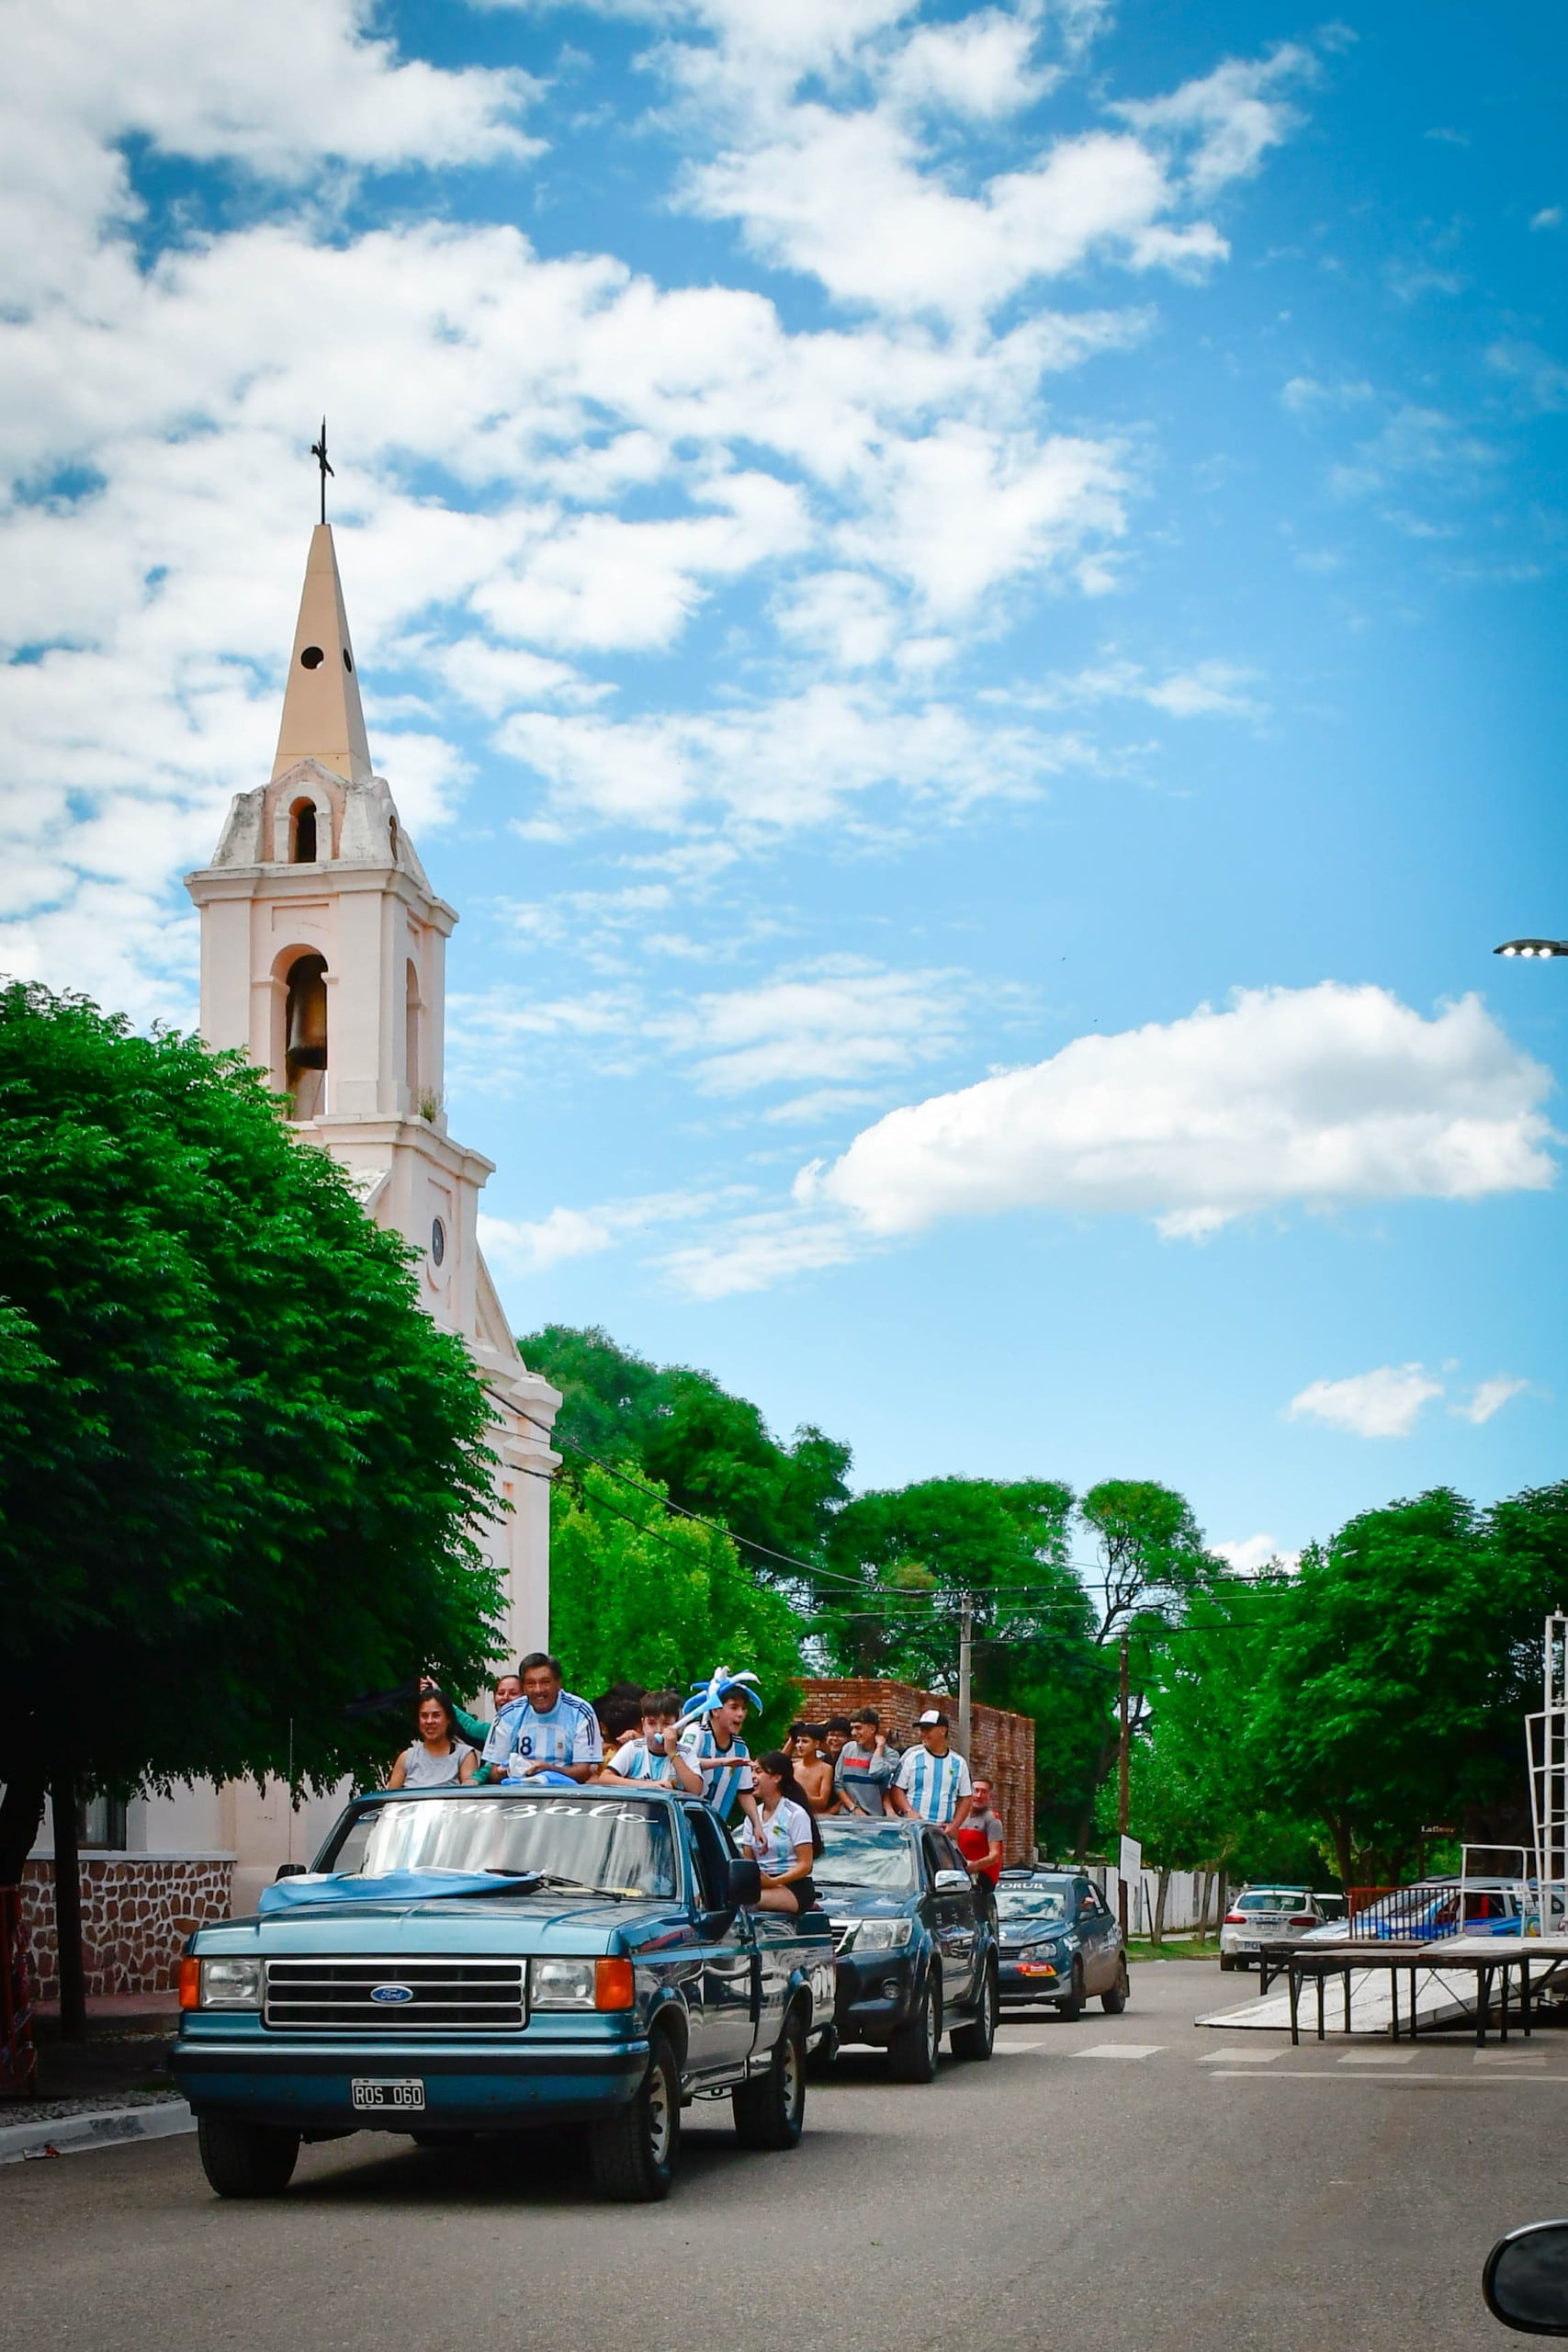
[797,1678,1035,1864]
[20,1857,234,2004]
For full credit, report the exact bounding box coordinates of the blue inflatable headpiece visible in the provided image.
[679,1666,762,1727]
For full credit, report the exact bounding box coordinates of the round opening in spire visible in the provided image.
[299,645,325,670]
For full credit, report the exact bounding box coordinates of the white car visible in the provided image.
[1218,1886,1329,1970]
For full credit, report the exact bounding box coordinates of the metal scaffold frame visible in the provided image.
[1527,1611,1568,1934]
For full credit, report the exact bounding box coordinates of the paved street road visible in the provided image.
[4,1962,1555,2351]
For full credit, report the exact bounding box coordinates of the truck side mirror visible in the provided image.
[274,1862,308,1881]
[1484,2222,1568,2333]
[726,1857,761,1909]
[933,1869,970,1894]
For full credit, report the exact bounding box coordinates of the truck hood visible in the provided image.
[195,1886,686,1959]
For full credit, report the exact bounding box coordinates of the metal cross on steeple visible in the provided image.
[309,417,334,526]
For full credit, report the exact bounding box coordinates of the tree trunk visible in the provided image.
[51,1774,86,2041]
[1153,1866,1170,1948]
[0,1759,47,1889]
[1325,1809,1355,1895]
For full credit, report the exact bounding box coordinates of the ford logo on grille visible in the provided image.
[370,1984,414,2005]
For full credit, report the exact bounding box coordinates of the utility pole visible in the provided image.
[1117,1631,1131,1939]
[957,1593,974,1761]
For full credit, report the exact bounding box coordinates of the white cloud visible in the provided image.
[479,1190,712,1275]
[1530,207,1562,232]
[1450,1374,1530,1426]
[1047,655,1260,718]
[797,983,1556,1239]
[1213,1534,1299,1577]
[657,956,971,1095]
[1286,1363,1443,1439]
[1113,46,1311,200]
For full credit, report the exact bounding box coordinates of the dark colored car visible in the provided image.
[813,1815,999,2081]
[995,1871,1129,2018]
[172,1786,836,2204]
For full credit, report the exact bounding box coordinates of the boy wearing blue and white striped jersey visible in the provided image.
[890,1710,975,1830]
[606,1690,684,1785]
[482,1653,602,1783]
[675,1687,763,1835]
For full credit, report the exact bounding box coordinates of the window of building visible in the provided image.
[284,952,328,1118]
[289,799,319,863]
[78,1794,128,1850]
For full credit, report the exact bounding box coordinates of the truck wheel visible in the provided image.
[732,2007,807,2151]
[197,2114,300,2199]
[951,1960,998,2061]
[1055,1962,1086,2021]
[1101,1957,1130,2014]
[588,2034,681,2203]
[887,1968,941,2083]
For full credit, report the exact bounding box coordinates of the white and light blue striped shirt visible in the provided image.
[894,1744,972,1826]
[677,1722,754,1822]
[609,1737,675,1785]
[483,1690,602,1776]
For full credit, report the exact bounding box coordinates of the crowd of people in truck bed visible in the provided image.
[389,1655,1007,1916]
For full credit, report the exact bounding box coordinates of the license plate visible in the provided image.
[1241,1940,1261,1951]
[351,2078,425,2112]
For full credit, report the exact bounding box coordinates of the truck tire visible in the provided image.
[951,1959,998,2061]
[732,2007,807,2151]
[887,1967,941,2083]
[588,2034,681,2203]
[197,2114,300,2199]
[1055,1961,1086,2021]
[1102,1956,1130,2014]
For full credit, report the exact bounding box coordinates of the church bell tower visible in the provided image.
[186,518,558,1657]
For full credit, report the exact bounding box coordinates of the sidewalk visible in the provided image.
[1,1992,184,2152]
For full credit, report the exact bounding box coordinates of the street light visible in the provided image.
[1495,939,1568,958]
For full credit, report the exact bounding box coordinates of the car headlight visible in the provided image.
[846,1918,914,1953]
[200,1957,262,2009]
[1022,1941,1063,1963]
[530,1957,596,2009]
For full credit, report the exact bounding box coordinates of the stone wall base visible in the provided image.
[20,1856,234,2003]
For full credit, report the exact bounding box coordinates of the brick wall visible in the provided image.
[797,1678,1035,1863]
[19,1856,234,2004]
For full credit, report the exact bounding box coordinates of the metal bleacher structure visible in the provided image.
[1199,1612,1568,2039]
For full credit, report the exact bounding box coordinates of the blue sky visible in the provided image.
[2,1,1565,1566]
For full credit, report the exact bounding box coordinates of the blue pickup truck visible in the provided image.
[172,1784,837,2203]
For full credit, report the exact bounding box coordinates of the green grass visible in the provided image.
[1125,1935,1224,1963]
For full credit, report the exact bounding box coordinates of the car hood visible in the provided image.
[817,1892,918,1918]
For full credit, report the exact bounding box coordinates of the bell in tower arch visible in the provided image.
[284,952,329,1119]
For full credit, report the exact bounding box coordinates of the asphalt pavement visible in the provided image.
[3,1961,1558,2352]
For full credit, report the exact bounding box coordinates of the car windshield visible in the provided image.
[815,1822,918,1893]
[1235,1890,1305,1911]
[997,1890,1070,1923]
[319,1795,677,1899]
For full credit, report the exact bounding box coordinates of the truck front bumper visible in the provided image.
[172,2033,649,2133]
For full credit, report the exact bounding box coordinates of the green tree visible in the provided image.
[548,1462,807,1741]
[818,1475,1104,1849]
[1252,1487,1562,1886]
[0,983,502,1886]
[519,1324,852,1567]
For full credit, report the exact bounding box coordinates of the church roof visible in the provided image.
[272,524,373,786]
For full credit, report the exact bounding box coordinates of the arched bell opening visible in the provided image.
[289,798,320,864]
[284,952,329,1119]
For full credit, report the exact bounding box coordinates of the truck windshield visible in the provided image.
[815,1822,918,1893]
[320,1795,678,1899]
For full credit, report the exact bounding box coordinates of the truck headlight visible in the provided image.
[529,1957,636,2012]
[199,1957,262,2009]
[846,1919,914,1954]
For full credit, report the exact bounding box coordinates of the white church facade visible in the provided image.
[26,524,561,1947]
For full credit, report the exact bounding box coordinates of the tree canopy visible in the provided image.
[0,983,502,1880]
[548,1461,807,1742]
[519,1323,852,1567]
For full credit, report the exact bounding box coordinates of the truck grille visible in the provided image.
[263,1958,527,2033]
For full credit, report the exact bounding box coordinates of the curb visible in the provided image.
[0,2099,195,2165]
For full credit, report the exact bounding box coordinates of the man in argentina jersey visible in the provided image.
[890,1710,976,1830]
[676,1684,764,1836]
[483,1652,602,1783]
[606,1690,684,1784]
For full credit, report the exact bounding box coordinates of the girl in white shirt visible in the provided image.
[739,1752,822,1914]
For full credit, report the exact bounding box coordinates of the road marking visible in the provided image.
[1474,2049,1547,2065]
[994,2040,1047,2052]
[1210,2069,1568,2085]
[1197,2046,1281,2063]
[1339,2050,1416,2064]
[1072,2043,1165,2061]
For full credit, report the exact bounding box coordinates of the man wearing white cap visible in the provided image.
[889,1709,975,1832]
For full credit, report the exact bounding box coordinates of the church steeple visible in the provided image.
[272,524,373,786]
